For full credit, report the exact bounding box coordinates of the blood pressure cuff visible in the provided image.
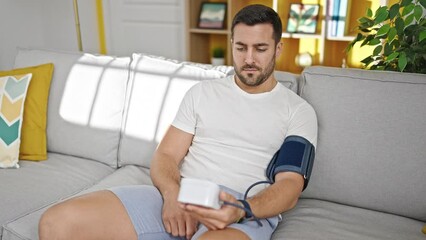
[266,135,315,191]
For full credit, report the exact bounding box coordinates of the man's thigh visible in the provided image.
[39,190,137,240]
[110,185,184,240]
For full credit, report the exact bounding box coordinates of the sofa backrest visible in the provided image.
[13,49,299,169]
[299,66,426,221]
[14,48,130,168]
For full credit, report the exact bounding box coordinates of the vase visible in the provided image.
[211,58,225,66]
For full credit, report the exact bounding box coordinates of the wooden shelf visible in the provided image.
[326,35,355,41]
[186,0,389,73]
[281,33,323,40]
[189,28,229,35]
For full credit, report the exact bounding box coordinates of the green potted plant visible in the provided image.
[346,0,426,73]
[211,47,225,66]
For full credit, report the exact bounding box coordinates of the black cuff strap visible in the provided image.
[237,199,253,218]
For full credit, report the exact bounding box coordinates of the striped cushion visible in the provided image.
[0,74,32,168]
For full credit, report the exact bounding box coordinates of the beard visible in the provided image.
[234,54,276,87]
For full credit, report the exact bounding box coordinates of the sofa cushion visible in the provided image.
[273,199,425,240]
[0,63,54,161]
[0,74,32,168]
[14,49,130,167]
[2,165,151,240]
[118,53,234,167]
[274,70,299,93]
[0,152,114,232]
[299,66,426,222]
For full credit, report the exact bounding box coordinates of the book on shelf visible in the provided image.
[331,0,341,37]
[343,0,353,36]
[327,0,335,37]
[336,0,351,37]
[327,0,351,38]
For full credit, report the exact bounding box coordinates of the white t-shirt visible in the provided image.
[172,75,317,195]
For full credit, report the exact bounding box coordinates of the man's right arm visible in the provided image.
[150,125,196,239]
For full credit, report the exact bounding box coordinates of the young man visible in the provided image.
[39,4,317,240]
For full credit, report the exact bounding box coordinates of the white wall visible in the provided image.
[1,0,45,70]
[0,0,186,70]
[0,0,99,70]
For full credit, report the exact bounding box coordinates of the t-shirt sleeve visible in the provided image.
[286,101,318,148]
[171,83,201,135]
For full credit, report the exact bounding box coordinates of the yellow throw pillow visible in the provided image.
[423,224,426,234]
[0,74,32,168]
[0,63,54,161]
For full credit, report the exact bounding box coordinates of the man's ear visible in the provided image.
[275,42,283,57]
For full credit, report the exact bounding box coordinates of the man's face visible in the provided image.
[232,23,282,88]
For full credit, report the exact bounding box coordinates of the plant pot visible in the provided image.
[211,57,225,66]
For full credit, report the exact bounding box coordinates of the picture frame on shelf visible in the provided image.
[198,2,227,29]
[286,3,320,34]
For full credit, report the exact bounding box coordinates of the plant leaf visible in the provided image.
[402,3,415,17]
[413,5,423,21]
[361,35,374,46]
[387,27,397,42]
[420,30,426,42]
[366,8,373,18]
[373,45,383,56]
[360,28,372,33]
[355,33,364,41]
[401,0,412,7]
[389,4,400,19]
[368,38,381,46]
[391,39,400,50]
[358,17,375,29]
[386,52,399,62]
[358,17,370,23]
[404,14,415,25]
[398,52,407,71]
[374,7,389,24]
[377,24,391,37]
[395,17,405,35]
[361,56,374,65]
[384,42,393,55]
[420,0,426,9]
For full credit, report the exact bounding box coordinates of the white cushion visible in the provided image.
[0,74,32,168]
[14,48,130,167]
[118,53,233,167]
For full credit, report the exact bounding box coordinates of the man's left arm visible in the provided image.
[245,171,304,218]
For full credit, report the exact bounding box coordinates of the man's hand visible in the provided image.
[180,191,245,230]
[162,197,198,240]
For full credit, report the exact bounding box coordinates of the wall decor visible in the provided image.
[287,4,320,34]
[198,2,227,29]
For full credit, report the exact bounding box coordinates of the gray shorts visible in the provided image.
[109,185,279,240]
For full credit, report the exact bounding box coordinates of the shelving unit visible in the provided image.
[186,0,391,73]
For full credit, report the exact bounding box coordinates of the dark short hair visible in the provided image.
[231,4,282,44]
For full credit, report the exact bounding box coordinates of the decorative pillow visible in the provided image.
[0,73,32,168]
[0,63,54,160]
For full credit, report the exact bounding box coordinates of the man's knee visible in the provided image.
[197,228,250,240]
[39,202,79,240]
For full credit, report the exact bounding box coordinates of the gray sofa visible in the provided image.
[1,48,425,240]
